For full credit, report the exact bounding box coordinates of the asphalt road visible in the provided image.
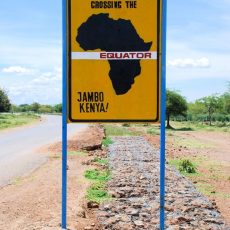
[0,115,88,186]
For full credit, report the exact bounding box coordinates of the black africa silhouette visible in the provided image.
[76,13,152,95]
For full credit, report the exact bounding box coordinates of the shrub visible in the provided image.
[179,159,196,174]
[84,169,110,181]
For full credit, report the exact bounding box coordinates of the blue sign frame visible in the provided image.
[62,0,167,229]
[62,0,68,228]
[160,0,167,229]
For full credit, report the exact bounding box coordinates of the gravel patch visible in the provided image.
[97,136,230,230]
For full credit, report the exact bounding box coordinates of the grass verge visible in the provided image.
[93,157,108,166]
[84,169,111,203]
[84,169,110,181]
[104,124,141,136]
[102,137,113,147]
[169,157,230,200]
[0,113,40,130]
[86,182,111,203]
[196,183,216,196]
[168,121,230,133]
[68,151,87,156]
[126,121,229,135]
[173,136,213,149]
[147,127,160,135]
[168,158,201,177]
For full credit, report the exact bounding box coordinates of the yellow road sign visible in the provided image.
[68,0,161,122]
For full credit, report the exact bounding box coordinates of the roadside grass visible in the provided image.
[50,151,87,160]
[12,177,23,185]
[168,155,215,178]
[68,151,87,156]
[128,121,230,135]
[103,121,230,137]
[168,158,201,177]
[103,121,230,138]
[112,121,229,139]
[104,124,141,136]
[102,137,113,147]
[196,183,216,195]
[147,127,160,135]
[197,180,230,198]
[169,157,215,195]
[122,123,130,127]
[93,157,108,166]
[169,156,230,200]
[172,136,213,149]
[86,182,111,203]
[0,113,40,130]
[51,154,61,159]
[84,168,111,203]
[215,192,230,199]
[12,174,35,186]
[84,169,110,181]
[127,123,160,136]
[169,121,230,133]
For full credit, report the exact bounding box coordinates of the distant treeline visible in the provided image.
[172,90,230,123]
[1,83,230,126]
[172,113,230,123]
[11,103,62,114]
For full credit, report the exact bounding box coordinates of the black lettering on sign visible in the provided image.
[77,92,104,102]
[91,1,122,9]
[80,103,85,113]
[125,1,137,8]
[77,92,109,113]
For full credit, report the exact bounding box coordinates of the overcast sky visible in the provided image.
[0,0,229,105]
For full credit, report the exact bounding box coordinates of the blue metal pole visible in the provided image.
[160,0,167,229]
[62,0,67,229]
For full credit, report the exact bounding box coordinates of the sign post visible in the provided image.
[63,0,167,229]
[160,0,167,229]
[62,0,67,229]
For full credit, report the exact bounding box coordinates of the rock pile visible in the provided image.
[97,137,229,230]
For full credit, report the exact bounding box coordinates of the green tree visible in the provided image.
[223,93,230,114]
[11,104,20,113]
[30,102,40,113]
[198,95,221,125]
[0,88,11,112]
[38,105,52,113]
[188,101,206,115]
[19,104,31,112]
[53,103,62,113]
[219,83,230,114]
[166,90,188,128]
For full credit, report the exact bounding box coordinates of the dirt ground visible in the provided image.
[145,128,230,225]
[1,123,229,229]
[172,130,230,225]
[0,126,104,230]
